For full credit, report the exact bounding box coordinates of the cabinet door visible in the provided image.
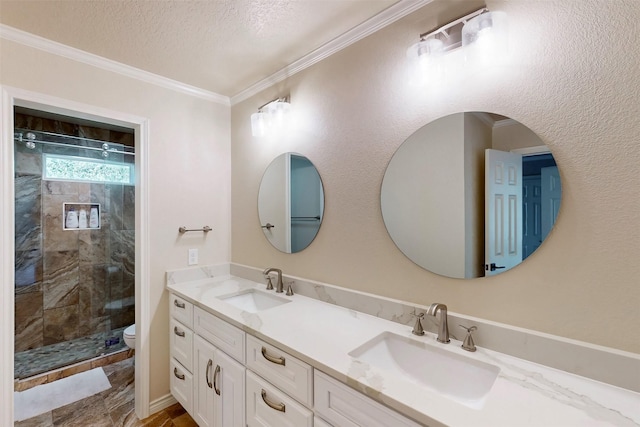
[214,349,245,427]
[193,336,216,427]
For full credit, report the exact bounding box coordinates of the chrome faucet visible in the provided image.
[262,267,284,293]
[427,303,450,343]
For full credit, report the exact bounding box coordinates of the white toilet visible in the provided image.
[123,324,135,350]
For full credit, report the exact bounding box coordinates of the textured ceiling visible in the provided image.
[0,0,398,97]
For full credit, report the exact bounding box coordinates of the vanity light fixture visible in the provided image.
[407,7,508,74]
[251,96,291,138]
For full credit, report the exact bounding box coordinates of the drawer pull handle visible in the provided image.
[261,389,285,413]
[174,299,186,309]
[173,367,185,380]
[206,359,213,388]
[261,346,286,366]
[173,326,185,337]
[213,365,221,396]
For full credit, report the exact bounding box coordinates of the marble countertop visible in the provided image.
[167,275,640,427]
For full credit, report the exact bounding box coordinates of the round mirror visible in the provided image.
[258,153,324,253]
[381,112,561,279]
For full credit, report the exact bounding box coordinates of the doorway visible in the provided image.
[1,86,151,423]
[13,107,136,380]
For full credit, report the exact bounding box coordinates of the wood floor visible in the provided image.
[15,357,197,427]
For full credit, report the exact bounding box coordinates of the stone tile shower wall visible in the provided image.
[14,113,135,353]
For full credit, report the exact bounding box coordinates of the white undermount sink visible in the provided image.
[218,289,290,313]
[348,332,500,409]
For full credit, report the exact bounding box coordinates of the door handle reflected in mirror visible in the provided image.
[486,263,506,271]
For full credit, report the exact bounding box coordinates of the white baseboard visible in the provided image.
[148,393,177,415]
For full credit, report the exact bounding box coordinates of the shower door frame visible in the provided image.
[0,86,151,423]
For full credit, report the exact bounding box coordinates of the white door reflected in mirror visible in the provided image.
[381,112,561,279]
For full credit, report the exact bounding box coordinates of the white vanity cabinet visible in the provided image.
[245,336,314,427]
[314,371,423,427]
[168,291,425,427]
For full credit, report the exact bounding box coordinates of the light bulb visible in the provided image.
[462,11,508,66]
[265,100,291,131]
[251,112,268,137]
[407,38,445,86]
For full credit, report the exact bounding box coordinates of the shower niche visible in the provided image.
[63,203,101,230]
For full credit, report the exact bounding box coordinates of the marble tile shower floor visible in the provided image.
[15,328,128,380]
[15,357,197,427]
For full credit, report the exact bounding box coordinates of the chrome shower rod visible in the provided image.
[14,128,135,156]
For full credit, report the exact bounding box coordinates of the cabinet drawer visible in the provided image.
[314,371,422,427]
[194,306,245,363]
[170,294,193,328]
[246,371,313,427]
[170,319,193,372]
[246,335,313,407]
[170,358,193,414]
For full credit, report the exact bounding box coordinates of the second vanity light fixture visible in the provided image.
[406,7,508,76]
[251,96,291,138]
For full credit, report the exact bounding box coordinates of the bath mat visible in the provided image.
[14,367,111,421]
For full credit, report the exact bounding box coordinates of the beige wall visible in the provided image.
[231,0,640,353]
[1,39,232,402]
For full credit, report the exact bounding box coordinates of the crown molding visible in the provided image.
[2,0,434,107]
[230,0,434,105]
[0,24,230,106]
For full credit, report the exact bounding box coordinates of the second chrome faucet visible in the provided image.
[427,303,450,343]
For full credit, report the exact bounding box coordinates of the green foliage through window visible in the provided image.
[43,154,134,185]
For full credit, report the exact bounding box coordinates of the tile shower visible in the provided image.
[13,110,135,380]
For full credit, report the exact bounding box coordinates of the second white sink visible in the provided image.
[218,289,290,313]
[349,332,500,409]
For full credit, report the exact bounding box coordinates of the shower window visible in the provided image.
[43,153,134,185]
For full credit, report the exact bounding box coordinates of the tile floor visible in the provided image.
[15,357,197,427]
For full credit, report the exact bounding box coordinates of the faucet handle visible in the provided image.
[265,276,274,290]
[411,313,425,336]
[285,280,294,296]
[459,325,477,352]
